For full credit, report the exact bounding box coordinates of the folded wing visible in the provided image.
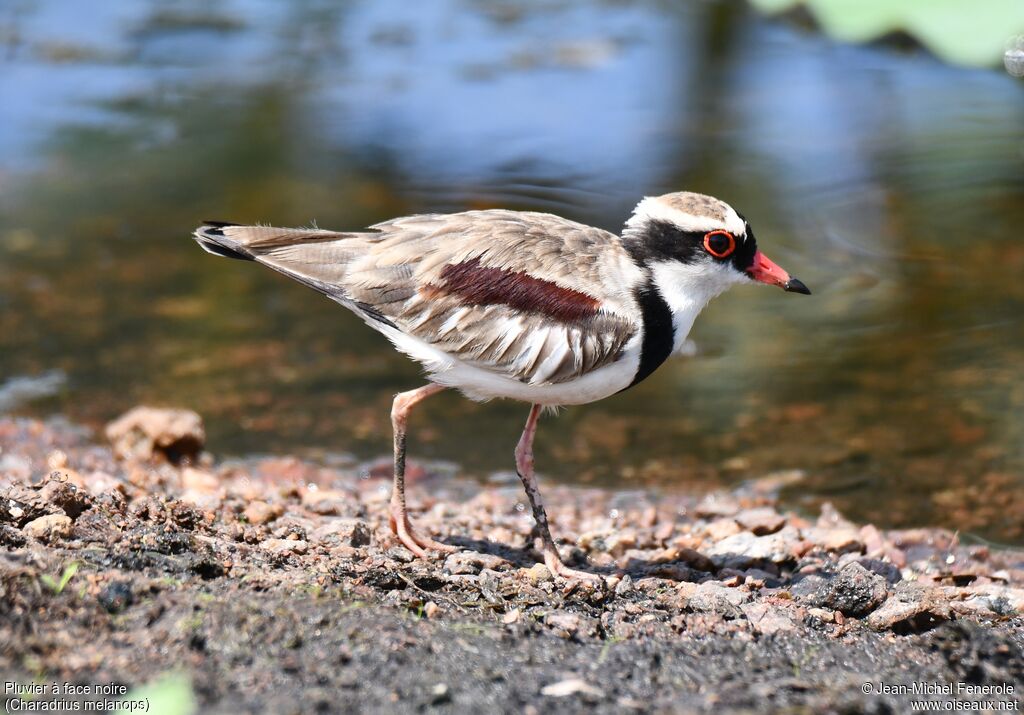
[193,210,639,385]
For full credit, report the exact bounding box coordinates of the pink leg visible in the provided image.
[388,383,456,557]
[515,405,600,583]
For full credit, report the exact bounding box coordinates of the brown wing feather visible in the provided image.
[193,210,640,385]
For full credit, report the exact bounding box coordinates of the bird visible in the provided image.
[192,191,809,581]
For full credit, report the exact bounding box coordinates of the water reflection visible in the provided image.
[1,0,1023,542]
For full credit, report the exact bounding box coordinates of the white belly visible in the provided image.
[378,323,642,406]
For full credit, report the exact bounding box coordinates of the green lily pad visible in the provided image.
[750,0,1024,67]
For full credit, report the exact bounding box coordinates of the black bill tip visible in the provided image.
[783,277,811,295]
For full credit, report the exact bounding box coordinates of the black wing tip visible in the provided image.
[193,221,252,261]
[197,220,240,237]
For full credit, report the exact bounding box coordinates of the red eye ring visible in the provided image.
[703,230,736,259]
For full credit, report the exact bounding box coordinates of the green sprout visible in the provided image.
[40,562,79,595]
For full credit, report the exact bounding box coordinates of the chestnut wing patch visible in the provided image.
[425,257,601,322]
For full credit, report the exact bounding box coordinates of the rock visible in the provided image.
[349,522,372,547]
[605,529,637,556]
[705,527,802,569]
[308,518,372,547]
[98,581,134,613]
[651,547,716,573]
[735,508,786,536]
[430,683,450,706]
[820,528,865,554]
[614,574,634,597]
[541,678,604,698]
[687,582,749,618]
[262,538,309,556]
[105,406,205,464]
[37,478,91,518]
[545,610,581,637]
[443,551,509,575]
[963,586,1024,613]
[180,468,224,507]
[866,582,951,632]
[3,484,56,527]
[182,467,219,493]
[806,607,835,623]
[695,493,741,519]
[742,601,798,634]
[705,518,742,541]
[856,557,902,585]
[301,488,351,516]
[792,563,888,617]
[502,608,521,625]
[860,523,885,555]
[244,500,284,525]
[744,568,782,589]
[527,563,553,584]
[23,514,73,541]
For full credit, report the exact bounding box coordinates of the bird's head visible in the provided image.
[622,191,810,308]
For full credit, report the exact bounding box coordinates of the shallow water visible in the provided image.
[2,0,1023,542]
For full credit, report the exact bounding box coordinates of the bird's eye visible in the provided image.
[703,230,736,259]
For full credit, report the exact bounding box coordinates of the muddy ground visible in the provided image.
[1,408,1023,714]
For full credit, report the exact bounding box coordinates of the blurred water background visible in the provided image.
[2,0,1023,542]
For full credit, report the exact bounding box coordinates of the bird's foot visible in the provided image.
[388,501,458,559]
[543,548,602,584]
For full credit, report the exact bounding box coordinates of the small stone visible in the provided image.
[721,573,744,588]
[807,607,834,623]
[865,582,950,632]
[430,683,451,705]
[860,524,885,555]
[546,610,581,637]
[349,522,372,547]
[687,582,748,617]
[301,488,350,516]
[706,527,802,569]
[820,528,864,554]
[541,678,604,698]
[444,551,509,575]
[705,518,742,541]
[527,563,552,584]
[605,529,637,556]
[791,563,888,617]
[262,538,308,555]
[503,608,521,625]
[735,508,786,536]
[23,514,73,541]
[38,479,91,518]
[614,574,634,597]
[857,557,902,585]
[423,601,441,619]
[182,467,220,493]
[742,601,798,634]
[98,581,134,613]
[244,500,284,525]
[105,406,205,463]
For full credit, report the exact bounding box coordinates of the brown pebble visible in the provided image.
[502,608,521,624]
[262,538,308,555]
[705,518,742,541]
[245,501,284,525]
[735,508,787,536]
[527,564,552,584]
[23,514,73,541]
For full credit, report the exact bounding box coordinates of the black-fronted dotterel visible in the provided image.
[192,191,810,581]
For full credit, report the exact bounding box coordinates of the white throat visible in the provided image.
[649,260,746,352]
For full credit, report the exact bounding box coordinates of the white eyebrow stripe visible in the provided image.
[624,196,746,236]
